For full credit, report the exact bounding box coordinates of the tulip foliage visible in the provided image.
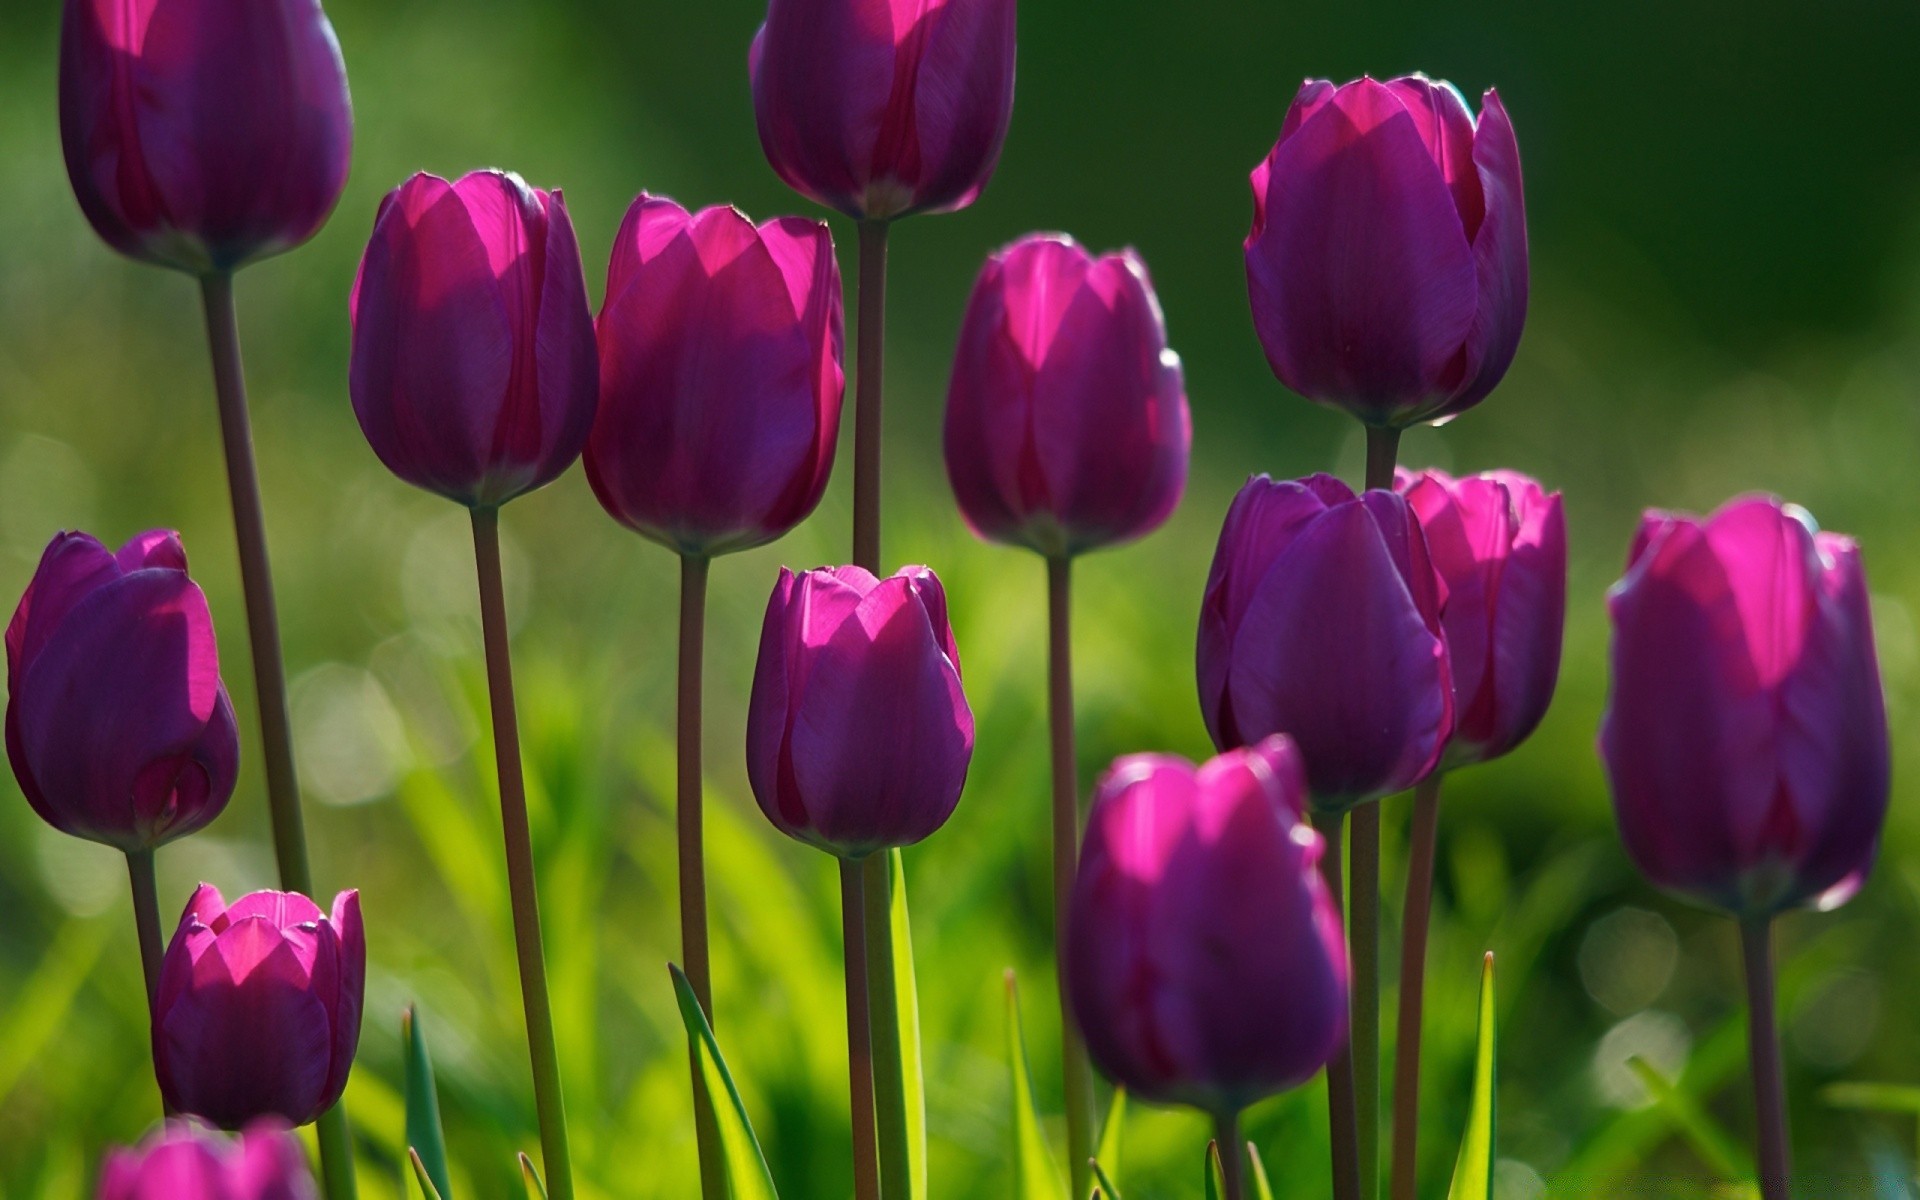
[9,0,1901,1198]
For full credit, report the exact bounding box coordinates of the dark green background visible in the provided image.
[1,1,1917,1196]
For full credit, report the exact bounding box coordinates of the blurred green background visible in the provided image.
[3,0,1920,1196]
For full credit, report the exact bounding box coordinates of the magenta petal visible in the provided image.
[321,891,365,1105]
[6,531,119,677]
[1440,89,1528,417]
[895,0,1018,215]
[524,191,598,500]
[1382,76,1484,236]
[236,1120,319,1200]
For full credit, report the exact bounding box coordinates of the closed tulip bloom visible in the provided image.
[750,0,1017,221]
[747,565,973,857]
[155,885,365,1129]
[1067,736,1348,1115]
[1197,474,1452,810]
[59,0,352,275]
[943,234,1191,557]
[99,1120,315,1200]
[1399,468,1566,766]
[1601,497,1890,918]
[350,170,598,508]
[586,197,844,556]
[5,531,238,851]
[1245,75,1527,428]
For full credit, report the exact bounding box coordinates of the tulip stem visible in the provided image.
[1213,1114,1246,1200]
[202,271,356,1200]
[470,507,573,1200]
[840,860,883,1200]
[861,854,912,1199]
[1741,918,1791,1200]
[1389,774,1444,1200]
[124,848,173,1118]
[1363,425,1401,493]
[853,220,889,572]
[1047,554,1097,1200]
[1310,811,1362,1200]
[677,554,725,1200]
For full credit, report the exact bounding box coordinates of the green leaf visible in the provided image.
[1825,1082,1920,1167]
[1006,972,1069,1200]
[1094,1086,1126,1195]
[1627,1056,1754,1181]
[889,849,929,1200]
[671,963,780,1200]
[1091,1159,1122,1200]
[402,1005,452,1200]
[1247,1142,1275,1200]
[1204,1141,1226,1200]
[407,1149,446,1200]
[518,1153,550,1200]
[1447,953,1498,1200]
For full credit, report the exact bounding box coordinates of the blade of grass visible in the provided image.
[1094,1086,1126,1193]
[402,1006,452,1200]
[1248,1143,1275,1200]
[520,1153,551,1200]
[671,964,780,1200]
[407,1150,446,1200]
[1006,972,1069,1200]
[1205,1141,1225,1200]
[888,848,928,1200]
[1091,1160,1121,1200]
[1628,1056,1754,1181]
[1446,953,1497,1200]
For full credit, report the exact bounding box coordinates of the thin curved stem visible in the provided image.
[1390,775,1444,1200]
[471,507,573,1200]
[841,861,882,1200]
[125,849,171,1119]
[1741,918,1791,1200]
[677,555,724,1199]
[1311,811,1361,1200]
[1048,555,1096,1200]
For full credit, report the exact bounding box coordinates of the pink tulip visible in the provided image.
[1197,474,1452,809]
[586,197,844,556]
[1398,468,1565,766]
[59,0,352,274]
[6,530,238,851]
[1245,75,1526,428]
[747,566,973,857]
[1601,496,1890,917]
[350,170,598,508]
[1067,736,1348,1116]
[943,234,1190,557]
[154,886,365,1129]
[750,0,1017,220]
[98,1119,315,1200]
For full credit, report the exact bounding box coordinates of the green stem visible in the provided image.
[1350,803,1382,1200]
[125,849,170,1119]
[470,507,573,1200]
[852,220,889,573]
[677,555,725,1200]
[1741,918,1791,1200]
[841,860,882,1200]
[201,271,353,1200]
[1214,1112,1245,1200]
[1048,554,1096,1200]
[1311,811,1361,1200]
[863,854,911,1199]
[1390,775,1444,1200]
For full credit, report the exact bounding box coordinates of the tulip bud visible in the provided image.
[586,197,844,557]
[98,1119,315,1200]
[747,565,973,857]
[750,0,1017,221]
[5,531,239,851]
[1600,496,1890,918]
[155,885,365,1129]
[1398,468,1566,767]
[1067,736,1348,1116]
[59,0,352,275]
[943,234,1191,557]
[1245,75,1527,428]
[350,170,599,509]
[1197,474,1452,810]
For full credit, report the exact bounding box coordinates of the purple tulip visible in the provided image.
[750,0,1017,221]
[1066,736,1348,1115]
[1399,468,1566,767]
[747,565,973,857]
[59,0,352,275]
[1197,474,1452,810]
[943,234,1191,557]
[5,531,238,851]
[1601,496,1890,917]
[586,197,844,557]
[350,170,599,509]
[1245,75,1527,428]
[154,885,365,1129]
[98,1119,315,1200]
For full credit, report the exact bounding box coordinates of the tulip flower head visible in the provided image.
[1067,736,1348,1116]
[1398,467,1566,767]
[1601,496,1890,918]
[155,886,365,1129]
[587,197,844,557]
[59,0,353,275]
[1245,75,1527,428]
[1197,474,1452,810]
[5,531,239,852]
[98,1119,316,1200]
[944,234,1191,557]
[350,170,599,509]
[750,0,1018,221]
[747,565,974,857]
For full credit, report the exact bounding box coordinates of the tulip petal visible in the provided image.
[1382,76,1484,236]
[897,0,1017,215]
[1441,89,1528,416]
[751,0,902,217]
